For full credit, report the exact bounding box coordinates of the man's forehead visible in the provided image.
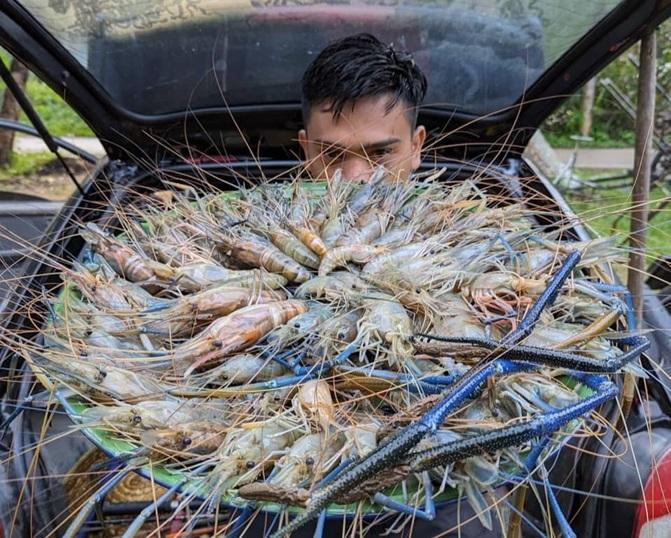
[305,95,413,148]
[311,137,402,152]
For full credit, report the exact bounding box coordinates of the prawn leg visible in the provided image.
[540,465,577,538]
[313,509,327,538]
[371,472,435,521]
[292,339,361,376]
[120,462,212,538]
[501,251,581,345]
[494,233,519,262]
[415,333,650,373]
[62,464,132,538]
[522,437,551,472]
[408,374,617,472]
[227,506,254,538]
[334,365,446,395]
[574,279,637,330]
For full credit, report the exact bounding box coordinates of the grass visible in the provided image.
[565,183,671,265]
[0,151,54,181]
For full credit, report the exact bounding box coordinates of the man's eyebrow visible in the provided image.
[362,138,402,151]
[312,138,402,151]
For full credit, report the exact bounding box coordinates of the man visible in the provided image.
[299,33,427,182]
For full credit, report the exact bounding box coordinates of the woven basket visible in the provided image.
[64,448,169,536]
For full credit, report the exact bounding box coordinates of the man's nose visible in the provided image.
[341,156,373,182]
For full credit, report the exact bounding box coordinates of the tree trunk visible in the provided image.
[628,31,656,325]
[580,77,597,138]
[0,58,29,167]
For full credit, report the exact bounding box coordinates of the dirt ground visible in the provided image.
[0,156,95,201]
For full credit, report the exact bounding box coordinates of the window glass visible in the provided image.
[17,0,622,116]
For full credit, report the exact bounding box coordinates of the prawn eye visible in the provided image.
[305,457,314,466]
[245,460,256,469]
[182,437,192,446]
[212,340,223,348]
[132,415,142,425]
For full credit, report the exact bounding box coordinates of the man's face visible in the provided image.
[298,94,426,182]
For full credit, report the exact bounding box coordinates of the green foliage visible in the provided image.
[0,151,54,181]
[19,78,94,137]
[543,19,671,148]
[0,47,93,138]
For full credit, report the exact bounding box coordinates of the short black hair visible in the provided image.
[301,33,427,128]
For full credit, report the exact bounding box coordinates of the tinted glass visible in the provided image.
[18,0,621,116]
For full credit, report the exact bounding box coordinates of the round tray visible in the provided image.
[38,181,594,519]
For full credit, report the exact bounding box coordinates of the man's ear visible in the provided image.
[411,125,426,170]
[298,129,309,159]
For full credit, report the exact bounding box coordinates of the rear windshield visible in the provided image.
[18,0,622,117]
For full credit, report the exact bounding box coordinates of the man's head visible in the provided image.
[299,33,427,182]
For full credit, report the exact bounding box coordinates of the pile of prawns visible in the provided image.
[17,169,646,537]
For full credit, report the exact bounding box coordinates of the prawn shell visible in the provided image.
[219,236,312,283]
[83,223,172,282]
[141,422,226,457]
[178,286,286,316]
[286,222,328,257]
[143,287,286,337]
[294,272,369,299]
[266,228,321,269]
[294,380,334,431]
[180,300,308,374]
[206,354,287,384]
[318,245,386,276]
[335,208,389,247]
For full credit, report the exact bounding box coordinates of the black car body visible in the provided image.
[1,1,671,537]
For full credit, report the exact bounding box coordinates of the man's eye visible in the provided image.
[323,149,343,161]
[371,148,392,160]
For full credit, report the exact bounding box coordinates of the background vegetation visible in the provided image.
[543,19,671,148]
[0,49,93,138]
